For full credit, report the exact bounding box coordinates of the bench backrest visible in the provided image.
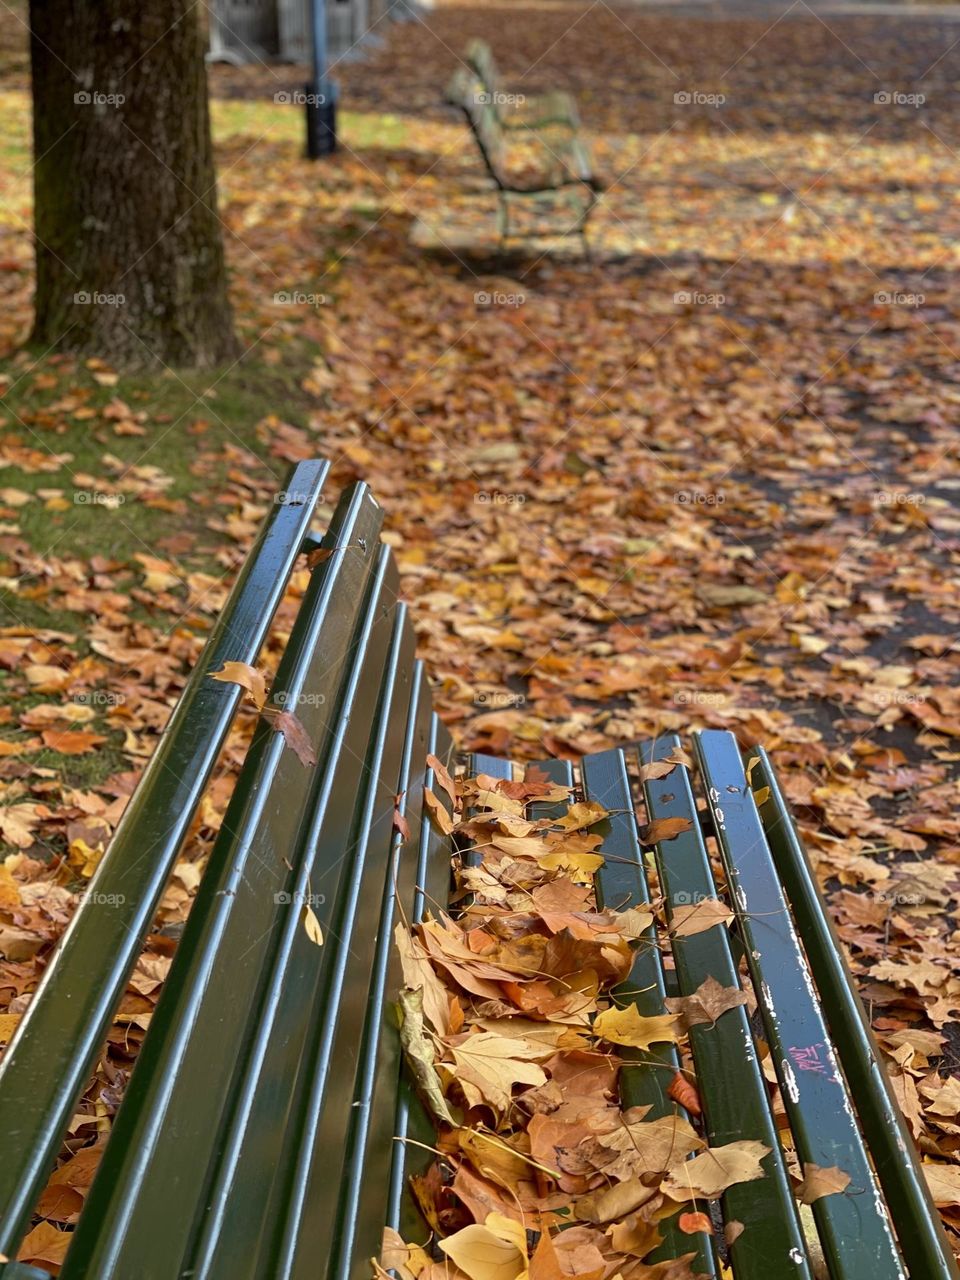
[0,468,455,1279]
[465,38,502,103]
[446,66,506,186]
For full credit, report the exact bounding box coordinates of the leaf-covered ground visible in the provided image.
[0,0,958,1268]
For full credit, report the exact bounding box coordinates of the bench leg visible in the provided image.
[497,191,510,250]
[577,187,598,262]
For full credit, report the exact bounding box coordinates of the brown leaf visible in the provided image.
[576,1176,661,1225]
[796,1162,851,1204]
[667,1071,702,1117]
[267,709,317,767]
[448,1033,547,1113]
[210,660,267,709]
[665,975,748,1029]
[17,1221,72,1267]
[637,816,692,846]
[424,786,455,835]
[924,1162,960,1207]
[669,899,734,938]
[639,747,693,782]
[427,752,459,809]
[41,729,106,755]
[393,796,411,842]
[530,1229,604,1280]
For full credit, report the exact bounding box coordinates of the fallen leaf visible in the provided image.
[448,1033,547,1112]
[593,1006,680,1049]
[427,752,459,809]
[665,976,748,1029]
[301,903,323,947]
[398,987,456,1127]
[795,1162,851,1204]
[678,1211,712,1235]
[424,786,455,836]
[669,899,734,938]
[210,660,267,709]
[438,1214,527,1280]
[662,1140,770,1200]
[267,709,317,767]
[923,1162,960,1208]
[667,1071,702,1117]
[553,801,608,832]
[40,729,106,754]
[637,817,692,846]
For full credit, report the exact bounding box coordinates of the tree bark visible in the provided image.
[29,1,238,369]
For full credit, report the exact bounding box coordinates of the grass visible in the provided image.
[0,82,422,812]
[0,358,313,565]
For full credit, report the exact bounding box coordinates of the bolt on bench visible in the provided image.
[0,461,955,1280]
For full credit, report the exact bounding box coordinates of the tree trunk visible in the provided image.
[29,1,238,369]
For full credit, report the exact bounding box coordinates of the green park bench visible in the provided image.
[464,38,581,133]
[445,67,602,254]
[0,459,956,1279]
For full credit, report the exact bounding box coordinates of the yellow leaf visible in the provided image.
[448,1033,547,1112]
[68,837,104,879]
[379,1227,432,1279]
[0,864,20,911]
[0,805,39,849]
[663,1140,770,1200]
[537,848,604,882]
[552,800,608,832]
[438,1216,527,1280]
[593,1006,680,1049]
[301,903,323,946]
[0,1012,20,1041]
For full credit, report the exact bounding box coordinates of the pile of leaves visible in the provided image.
[382,763,869,1279]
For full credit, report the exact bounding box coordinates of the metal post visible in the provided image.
[306,0,337,157]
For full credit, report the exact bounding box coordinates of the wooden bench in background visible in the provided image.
[446,65,602,255]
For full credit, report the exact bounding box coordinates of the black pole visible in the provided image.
[306,0,336,157]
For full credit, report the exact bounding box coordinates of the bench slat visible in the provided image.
[694,730,906,1280]
[526,756,573,819]
[329,657,435,1279]
[59,487,390,1279]
[637,736,812,1279]
[267,599,419,1280]
[581,747,716,1277]
[386,713,456,1244]
[0,458,331,1259]
[750,748,960,1280]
